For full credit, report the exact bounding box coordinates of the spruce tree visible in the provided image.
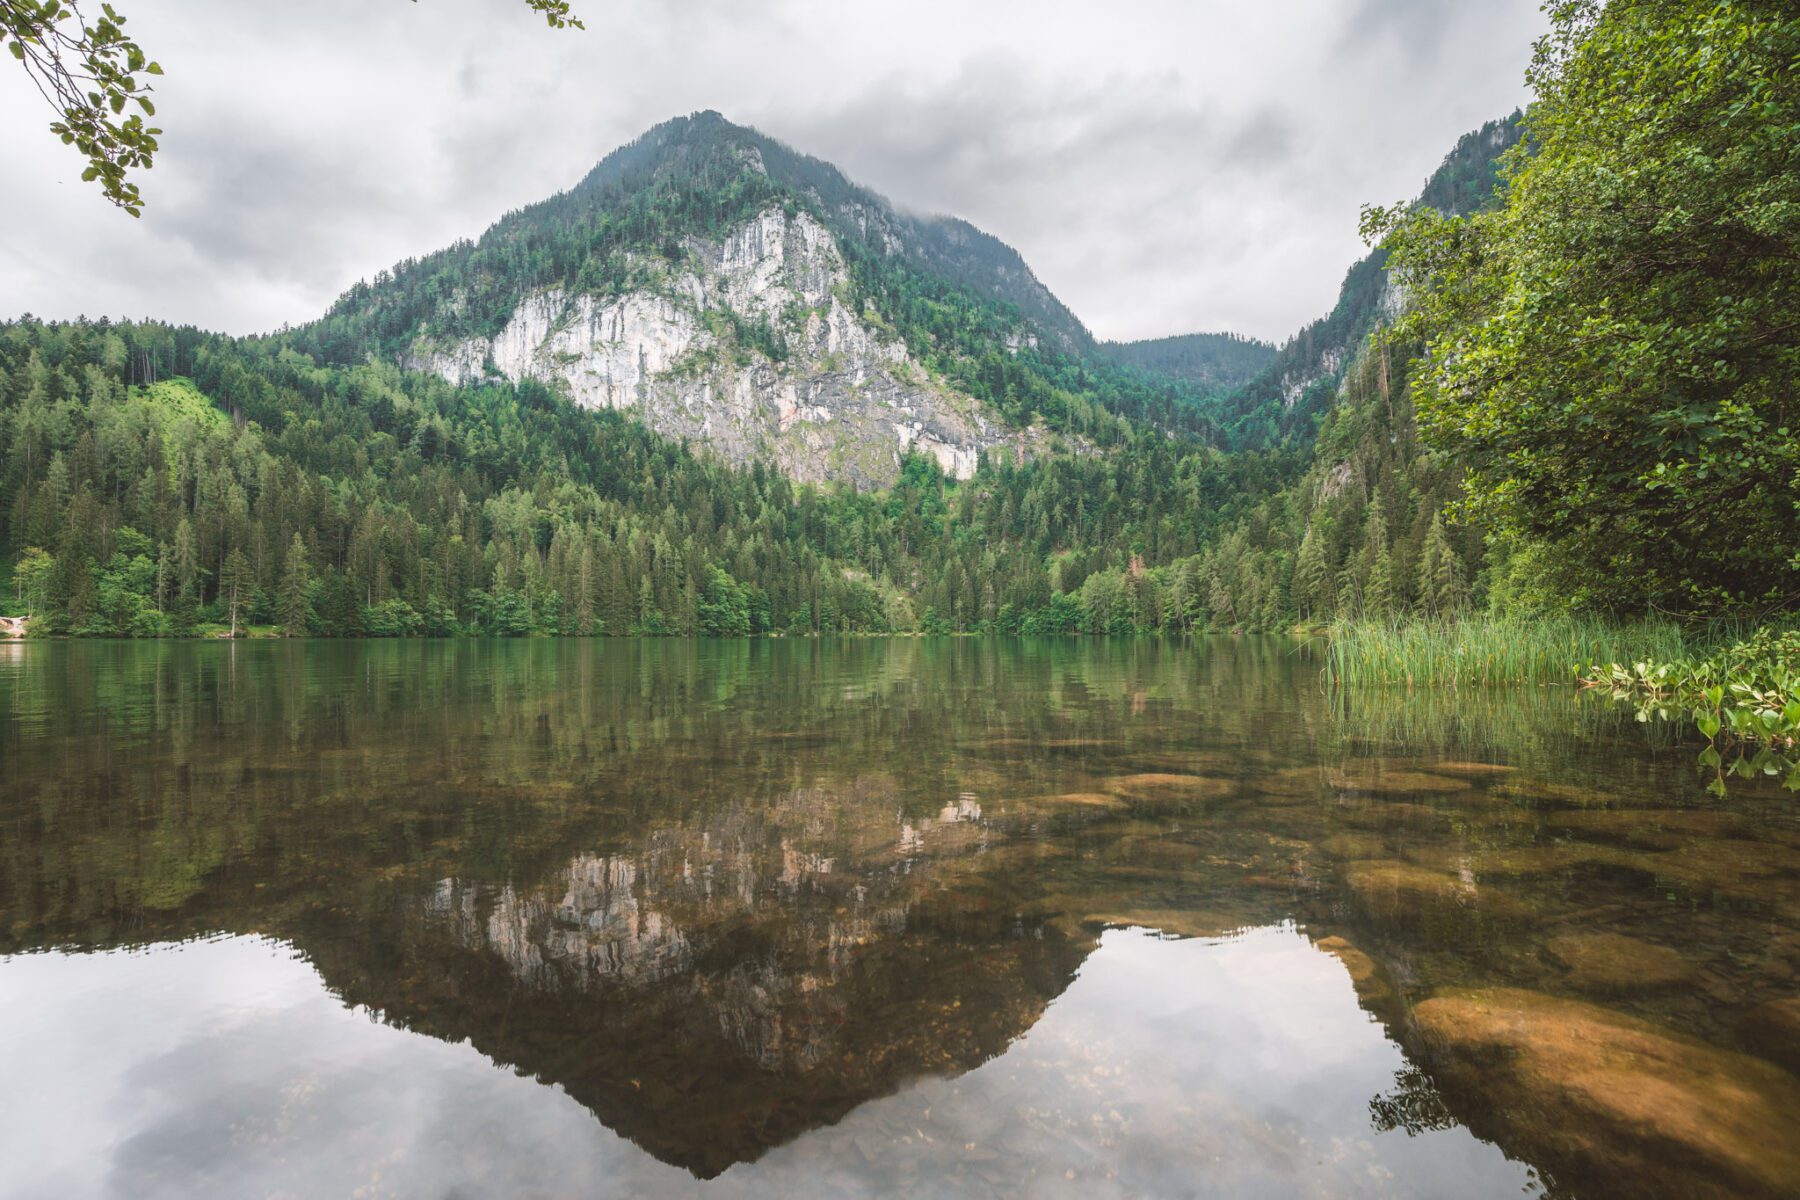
[220,546,252,638]
[1417,513,1469,617]
[1293,523,1329,621]
[277,534,312,637]
[1361,500,1393,621]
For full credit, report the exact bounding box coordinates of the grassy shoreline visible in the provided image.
[1322,616,1694,689]
[1323,616,1799,791]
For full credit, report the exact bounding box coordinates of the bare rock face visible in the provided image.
[410,207,1053,487]
[1412,987,1800,1200]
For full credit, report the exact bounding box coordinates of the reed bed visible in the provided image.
[1324,616,1694,689]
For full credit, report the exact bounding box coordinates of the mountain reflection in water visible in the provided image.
[2,638,1798,1199]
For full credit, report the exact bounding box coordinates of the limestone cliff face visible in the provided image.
[409,208,1048,487]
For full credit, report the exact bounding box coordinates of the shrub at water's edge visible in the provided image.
[1324,616,1799,792]
[1582,627,1800,793]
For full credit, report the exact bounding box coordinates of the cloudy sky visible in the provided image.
[0,0,1545,344]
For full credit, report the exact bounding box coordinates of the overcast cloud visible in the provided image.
[0,0,1544,343]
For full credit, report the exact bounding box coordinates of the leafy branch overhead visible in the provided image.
[0,0,583,217]
[1,1,162,216]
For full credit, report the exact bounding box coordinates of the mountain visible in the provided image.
[0,112,1521,642]
[1209,113,1525,449]
[300,111,1213,488]
[1097,332,1277,395]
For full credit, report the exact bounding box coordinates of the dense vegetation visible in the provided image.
[1156,2,1799,640]
[1097,332,1275,395]
[3,8,1791,653]
[1371,1,1799,615]
[0,318,1290,638]
[1584,626,1800,792]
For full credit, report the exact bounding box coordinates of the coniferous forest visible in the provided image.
[10,3,1800,1197]
[3,1,1795,646]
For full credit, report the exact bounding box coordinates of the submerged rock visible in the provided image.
[1738,996,1800,1075]
[1344,859,1533,927]
[1544,808,1754,851]
[1326,761,1471,796]
[1022,792,1130,814]
[1255,761,1470,798]
[1412,987,1800,1200]
[1321,833,1390,862]
[1314,934,1392,1004]
[1251,765,1336,797]
[1468,842,1645,880]
[1103,773,1236,809]
[1426,760,1518,778]
[1543,932,1696,994]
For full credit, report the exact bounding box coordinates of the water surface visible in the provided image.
[2,638,1797,1199]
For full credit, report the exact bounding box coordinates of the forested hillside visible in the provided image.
[11,0,1776,646]
[1097,333,1275,396]
[296,112,1221,448]
[1209,113,1524,450]
[0,318,1289,637]
[0,104,1529,640]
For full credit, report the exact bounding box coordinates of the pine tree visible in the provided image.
[575,541,597,634]
[278,534,313,637]
[1293,523,1329,621]
[220,547,253,638]
[1417,513,1469,616]
[1362,499,1393,621]
[173,517,199,606]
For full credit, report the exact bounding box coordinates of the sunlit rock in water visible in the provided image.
[1023,791,1131,813]
[1344,860,1533,929]
[1422,760,1518,779]
[5,637,1800,1197]
[1313,935,1393,1005]
[1103,773,1237,810]
[1325,761,1472,796]
[1412,987,1800,1200]
[1544,807,1754,849]
[1543,932,1696,995]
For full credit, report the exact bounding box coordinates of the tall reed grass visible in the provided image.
[1324,616,1694,688]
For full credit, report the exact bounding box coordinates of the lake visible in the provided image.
[2,638,1798,1199]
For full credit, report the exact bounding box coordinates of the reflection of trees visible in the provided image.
[1368,1065,1457,1137]
[3,636,1790,1184]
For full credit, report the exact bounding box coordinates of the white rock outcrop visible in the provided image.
[409,208,1048,487]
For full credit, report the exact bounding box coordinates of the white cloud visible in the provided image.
[0,0,1543,343]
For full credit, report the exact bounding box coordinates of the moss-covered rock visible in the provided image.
[1543,931,1696,994]
[1412,987,1800,1200]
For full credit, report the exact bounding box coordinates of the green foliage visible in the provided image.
[1,0,162,215]
[1095,332,1277,396]
[1372,1,1800,614]
[696,566,753,637]
[1,318,1282,640]
[277,532,312,636]
[1326,615,1692,689]
[1585,625,1800,791]
[11,545,52,617]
